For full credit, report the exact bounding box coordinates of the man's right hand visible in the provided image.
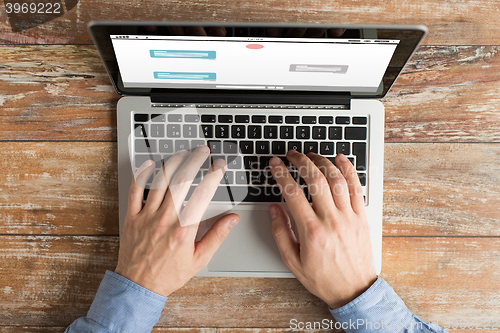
[269,150,377,309]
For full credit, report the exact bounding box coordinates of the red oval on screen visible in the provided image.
[246,44,264,49]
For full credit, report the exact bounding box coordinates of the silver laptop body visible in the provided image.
[90,22,427,278]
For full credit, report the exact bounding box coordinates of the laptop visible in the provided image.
[89,22,426,277]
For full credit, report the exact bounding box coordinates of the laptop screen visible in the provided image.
[89,23,426,98]
[110,35,399,93]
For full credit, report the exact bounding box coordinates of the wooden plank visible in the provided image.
[0,236,498,327]
[1,45,500,142]
[218,330,498,333]
[1,142,499,236]
[0,327,216,333]
[1,0,500,45]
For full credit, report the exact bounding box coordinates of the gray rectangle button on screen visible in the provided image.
[289,64,348,74]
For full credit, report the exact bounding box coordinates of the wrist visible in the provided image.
[326,274,378,309]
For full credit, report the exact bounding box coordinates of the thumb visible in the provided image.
[194,213,239,267]
[270,204,300,270]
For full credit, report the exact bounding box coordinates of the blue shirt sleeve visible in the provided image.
[65,270,167,333]
[329,276,448,333]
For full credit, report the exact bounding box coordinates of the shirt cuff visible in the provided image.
[329,276,414,333]
[87,270,168,333]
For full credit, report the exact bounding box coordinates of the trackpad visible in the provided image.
[206,209,290,272]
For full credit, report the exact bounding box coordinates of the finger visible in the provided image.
[335,154,365,214]
[161,145,212,219]
[269,154,316,236]
[178,157,226,228]
[270,204,301,273]
[128,160,155,216]
[194,213,240,268]
[307,152,351,211]
[144,149,190,211]
[285,150,336,216]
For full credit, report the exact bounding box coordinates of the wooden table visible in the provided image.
[1,1,499,332]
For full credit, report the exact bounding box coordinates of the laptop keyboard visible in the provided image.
[133,109,368,204]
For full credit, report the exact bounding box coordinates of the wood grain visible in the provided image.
[1,45,499,142]
[1,0,500,45]
[1,142,499,236]
[0,329,494,333]
[0,236,498,327]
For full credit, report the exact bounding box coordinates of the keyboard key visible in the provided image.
[358,173,366,186]
[269,115,283,123]
[215,125,229,138]
[150,124,164,137]
[168,114,182,122]
[201,115,216,122]
[135,154,162,168]
[320,142,334,155]
[326,157,336,166]
[223,141,238,154]
[191,140,206,149]
[328,126,342,140]
[303,142,319,154]
[272,141,286,155]
[280,126,293,139]
[135,138,156,153]
[319,116,333,124]
[159,140,173,153]
[244,156,259,170]
[166,124,181,138]
[235,115,250,123]
[201,124,213,138]
[285,116,300,124]
[337,142,350,155]
[248,125,262,139]
[185,114,200,122]
[183,124,197,138]
[256,141,270,154]
[288,141,302,153]
[345,127,367,140]
[353,142,367,171]
[175,140,189,151]
[220,171,234,184]
[134,124,148,137]
[353,116,368,125]
[227,155,242,169]
[252,115,266,123]
[231,125,246,139]
[151,114,166,122]
[336,116,350,124]
[260,156,272,170]
[134,113,148,122]
[251,171,266,185]
[208,140,222,154]
[312,126,327,139]
[264,125,278,139]
[302,116,316,124]
[218,115,233,123]
[279,156,289,166]
[296,126,310,139]
[239,141,254,154]
[236,171,250,184]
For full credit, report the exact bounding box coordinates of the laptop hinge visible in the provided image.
[150,89,351,107]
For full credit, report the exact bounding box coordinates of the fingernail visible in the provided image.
[197,145,209,153]
[177,149,190,156]
[143,160,154,167]
[270,205,279,219]
[269,156,281,166]
[228,216,239,228]
[287,149,298,156]
[338,154,348,162]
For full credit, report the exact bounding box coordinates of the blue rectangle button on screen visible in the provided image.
[150,50,216,59]
[153,72,217,80]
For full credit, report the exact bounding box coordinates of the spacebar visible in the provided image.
[186,186,282,202]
